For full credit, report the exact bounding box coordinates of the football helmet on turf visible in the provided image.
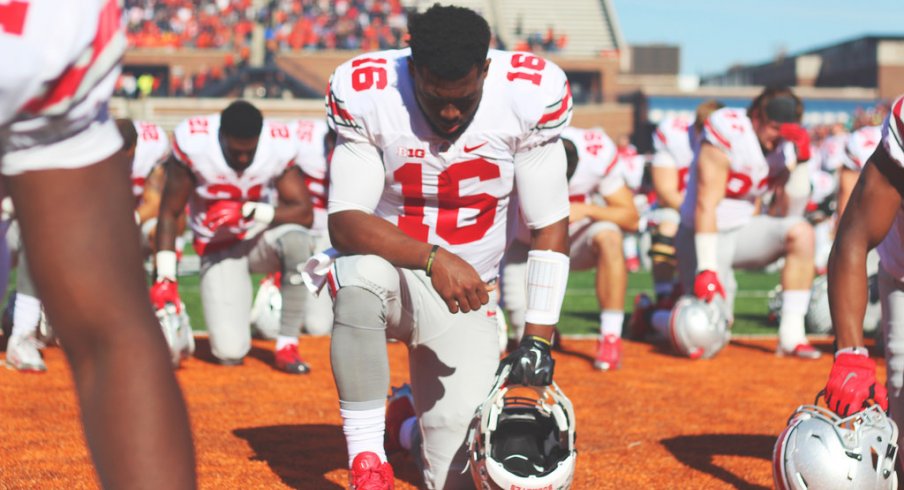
[773,403,898,490]
[803,274,881,335]
[468,365,576,490]
[250,273,281,340]
[668,295,730,359]
[156,302,194,368]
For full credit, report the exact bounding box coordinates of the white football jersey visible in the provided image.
[651,115,696,192]
[876,96,904,280]
[561,125,623,236]
[130,121,170,200]
[680,107,795,230]
[819,133,848,172]
[0,0,124,157]
[617,143,645,192]
[292,118,331,233]
[844,125,882,171]
[172,114,298,255]
[327,49,572,281]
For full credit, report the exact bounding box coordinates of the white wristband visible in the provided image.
[155,250,178,282]
[242,202,276,225]
[835,346,869,358]
[695,232,719,272]
[524,250,570,325]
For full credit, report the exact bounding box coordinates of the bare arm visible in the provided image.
[830,145,902,349]
[570,185,639,232]
[694,142,729,234]
[155,158,193,254]
[651,165,683,210]
[836,166,860,221]
[136,165,165,224]
[272,166,314,228]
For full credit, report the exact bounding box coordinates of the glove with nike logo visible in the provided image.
[694,270,725,302]
[825,351,887,416]
[498,335,555,386]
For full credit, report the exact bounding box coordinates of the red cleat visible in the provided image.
[594,334,622,371]
[776,343,822,360]
[349,451,394,490]
[274,344,311,374]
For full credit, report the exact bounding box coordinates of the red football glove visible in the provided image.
[694,270,725,302]
[780,123,811,163]
[825,352,888,417]
[203,200,246,230]
[150,279,181,313]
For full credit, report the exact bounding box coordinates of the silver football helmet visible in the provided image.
[804,274,881,335]
[156,302,194,368]
[468,365,577,490]
[774,403,898,490]
[668,295,730,359]
[250,274,281,340]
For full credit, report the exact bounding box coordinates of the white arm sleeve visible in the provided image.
[327,138,386,215]
[515,139,570,229]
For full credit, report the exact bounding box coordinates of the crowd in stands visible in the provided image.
[262,0,408,53]
[125,0,257,49]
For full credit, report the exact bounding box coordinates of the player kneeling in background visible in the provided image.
[155,101,316,373]
[320,4,571,488]
[676,87,819,359]
[502,126,638,371]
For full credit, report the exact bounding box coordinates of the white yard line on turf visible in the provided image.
[567,288,772,298]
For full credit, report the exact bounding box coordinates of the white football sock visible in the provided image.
[341,406,387,466]
[275,335,296,351]
[600,310,624,337]
[779,289,811,350]
[11,293,41,339]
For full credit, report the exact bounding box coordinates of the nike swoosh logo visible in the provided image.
[842,372,857,386]
[463,142,488,153]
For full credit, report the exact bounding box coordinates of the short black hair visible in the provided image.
[748,86,803,123]
[220,100,263,138]
[408,4,491,80]
[115,118,138,151]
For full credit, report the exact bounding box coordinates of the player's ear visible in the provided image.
[482,59,491,76]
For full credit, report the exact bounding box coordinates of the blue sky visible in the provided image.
[611,0,904,76]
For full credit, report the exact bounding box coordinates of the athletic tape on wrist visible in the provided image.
[525,250,570,325]
[155,250,178,282]
[695,232,719,272]
[835,346,869,358]
[242,202,276,225]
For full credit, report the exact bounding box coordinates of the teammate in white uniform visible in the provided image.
[502,126,637,370]
[322,5,572,488]
[631,102,724,341]
[678,87,820,359]
[123,119,172,254]
[293,118,335,334]
[154,101,316,373]
[823,95,904,469]
[0,1,195,487]
[838,124,882,217]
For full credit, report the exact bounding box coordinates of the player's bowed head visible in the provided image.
[406,3,492,139]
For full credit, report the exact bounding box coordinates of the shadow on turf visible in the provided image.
[233,424,421,489]
[662,434,774,489]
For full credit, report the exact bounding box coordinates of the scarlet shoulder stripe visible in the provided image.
[704,120,731,150]
[22,0,122,114]
[604,154,618,175]
[892,96,904,146]
[172,139,193,167]
[655,128,667,145]
[536,81,573,128]
[327,88,359,129]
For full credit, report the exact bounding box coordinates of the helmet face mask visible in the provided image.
[469,369,577,490]
[774,404,899,490]
[668,295,730,359]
